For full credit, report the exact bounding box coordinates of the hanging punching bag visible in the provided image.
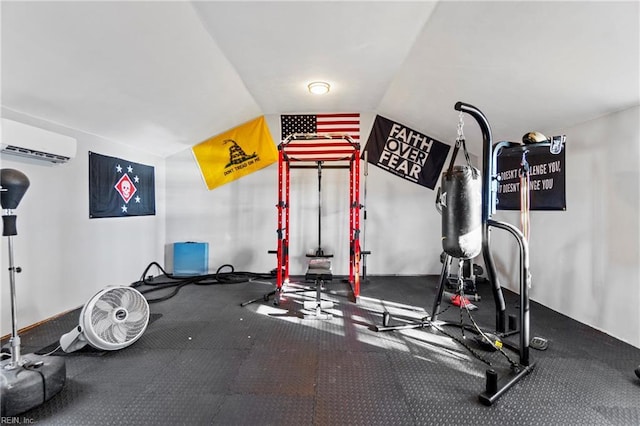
[440,165,482,260]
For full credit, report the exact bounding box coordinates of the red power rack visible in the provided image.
[275,133,362,300]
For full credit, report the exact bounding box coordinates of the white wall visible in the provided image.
[164,113,446,277]
[164,146,277,274]
[1,110,166,337]
[490,106,640,347]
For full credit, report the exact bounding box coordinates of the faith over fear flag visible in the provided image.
[363,115,450,189]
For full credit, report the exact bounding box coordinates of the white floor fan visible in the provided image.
[60,286,150,353]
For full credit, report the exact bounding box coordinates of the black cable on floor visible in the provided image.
[130,262,274,304]
[433,288,520,368]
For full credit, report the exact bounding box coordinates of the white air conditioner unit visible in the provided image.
[1,118,77,164]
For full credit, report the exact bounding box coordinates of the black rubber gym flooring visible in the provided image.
[3,275,640,425]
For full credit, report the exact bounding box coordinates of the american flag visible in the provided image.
[281,113,360,141]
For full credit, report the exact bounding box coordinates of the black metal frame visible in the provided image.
[375,102,536,406]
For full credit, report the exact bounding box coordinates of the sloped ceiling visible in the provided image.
[2,1,638,157]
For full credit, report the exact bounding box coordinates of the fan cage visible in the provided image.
[81,286,150,350]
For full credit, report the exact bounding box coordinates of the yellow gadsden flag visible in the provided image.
[192,116,278,190]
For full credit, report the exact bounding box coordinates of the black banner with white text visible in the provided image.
[363,115,450,190]
[496,145,566,210]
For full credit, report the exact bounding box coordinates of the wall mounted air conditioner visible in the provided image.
[1,118,77,164]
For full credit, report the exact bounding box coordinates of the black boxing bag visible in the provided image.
[440,165,482,259]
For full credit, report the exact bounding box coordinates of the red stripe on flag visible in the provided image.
[317,126,360,133]
[317,113,360,118]
[316,120,360,126]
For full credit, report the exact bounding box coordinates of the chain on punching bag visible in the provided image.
[438,116,482,260]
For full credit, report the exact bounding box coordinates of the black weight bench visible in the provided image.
[302,256,334,320]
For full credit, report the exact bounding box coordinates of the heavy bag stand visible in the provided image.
[376,102,536,405]
[241,134,362,314]
[1,169,66,416]
[440,102,536,405]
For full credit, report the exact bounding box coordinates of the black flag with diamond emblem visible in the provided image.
[89,152,156,218]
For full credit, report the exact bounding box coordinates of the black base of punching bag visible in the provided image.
[0,353,66,416]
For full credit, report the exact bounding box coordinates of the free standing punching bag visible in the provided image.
[440,165,482,259]
[1,169,30,237]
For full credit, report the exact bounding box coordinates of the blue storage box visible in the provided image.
[173,242,208,277]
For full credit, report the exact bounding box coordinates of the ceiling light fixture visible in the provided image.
[308,81,330,95]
